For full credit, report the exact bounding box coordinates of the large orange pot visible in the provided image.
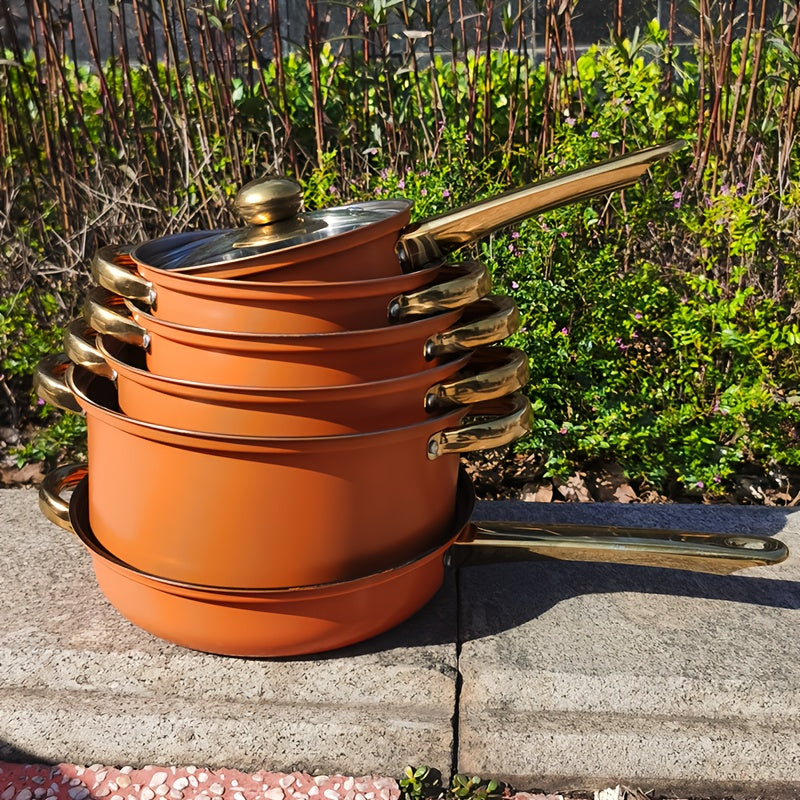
[40,465,788,657]
[124,143,683,282]
[61,323,529,437]
[35,356,531,588]
[92,244,491,333]
[84,286,519,387]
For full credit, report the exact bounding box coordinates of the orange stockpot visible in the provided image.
[40,465,789,657]
[85,287,519,387]
[43,361,530,588]
[92,243,491,333]
[62,324,528,437]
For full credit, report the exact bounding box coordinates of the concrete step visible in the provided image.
[1,487,798,797]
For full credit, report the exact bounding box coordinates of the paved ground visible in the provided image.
[1,487,799,799]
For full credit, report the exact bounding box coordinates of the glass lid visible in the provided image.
[132,176,412,272]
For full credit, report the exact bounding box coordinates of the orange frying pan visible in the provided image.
[40,465,788,658]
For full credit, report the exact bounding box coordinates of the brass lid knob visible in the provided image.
[234,176,303,225]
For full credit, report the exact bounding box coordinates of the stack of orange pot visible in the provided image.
[34,144,689,656]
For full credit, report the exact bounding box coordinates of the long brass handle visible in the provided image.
[38,462,87,532]
[33,354,83,414]
[452,519,790,575]
[63,319,116,380]
[397,140,686,269]
[427,392,531,459]
[84,286,149,348]
[91,244,154,305]
[425,295,520,358]
[426,345,529,410]
[388,261,491,321]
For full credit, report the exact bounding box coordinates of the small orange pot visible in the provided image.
[35,357,531,588]
[85,286,519,387]
[62,324,529,437]
[40,465,788,657]
[92,244,491,333]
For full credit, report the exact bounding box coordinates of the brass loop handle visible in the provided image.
[38,462,87,532]
[63,319,116,381]
[426,346,529,410]
[425,295,520,358]
[33,354,83,414]
[90,244,154,305]
[427,391,531,459]
[388,261,491,322]
[84,286,149,348]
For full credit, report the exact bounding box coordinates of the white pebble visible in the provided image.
[116,777,131,789]
[173,779,188,792]
[69,781,81,788]
[233,793,246,800]
[324,791,340,800]
[313,779,328,787]
[188,778,198,789]
[120,769,133,775]
[264,789,284,800]
[169,790,183,799]
[68,788,89,800]
[308,789,319,797]
[149,774,168,789]
[198,775,209,784]
[31,781,44,788]
[34,790,46,799]
[278,777,294,790]
[293,794,308,800]
[342,780,353,793]
[140,789,155,800]
[209,784,225,797]
[154,786,169,797]
[2,787,15,800]
[95,790,110,798]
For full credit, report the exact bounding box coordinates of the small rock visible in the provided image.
[554,473,593,502]
[519,481,553,502]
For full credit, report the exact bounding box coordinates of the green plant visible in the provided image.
[398,766,442,800]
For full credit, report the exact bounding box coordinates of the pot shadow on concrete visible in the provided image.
[309,503,799,659]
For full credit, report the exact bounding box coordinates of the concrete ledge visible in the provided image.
[2,487,799,797]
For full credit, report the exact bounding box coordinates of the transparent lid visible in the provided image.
[132,176,412,272]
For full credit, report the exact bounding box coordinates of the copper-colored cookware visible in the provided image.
[84,286,520,387]
[34,356,531,588]
[122,141,683,282]
[61,323,529,436]
[92,246,492,333]
[40,465,788,657]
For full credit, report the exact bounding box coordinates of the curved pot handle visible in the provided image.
[427,391,531,459]
[84,286,149,348]
[426,345,529,410]
[91,244,155,306]
[33,354,83,414]
[39,462,87,532]
[425,295,520,358]
[63,319,117,381]
[388,261,491,321]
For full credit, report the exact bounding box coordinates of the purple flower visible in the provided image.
[511,231,520,239]
[560,327,569,335]
[442,189,451,198]
[713,475,722,484]
[695,481,705,490]
[558,427,568,435]
[559,231,568,238]
[328,185,339,196]
[634,312,642,320]
[37,398,45,406]
[511,280,519,289]
[397,179,405,189]
[590,130,599,139]
[420,188,428,196]
[565,117,576,127]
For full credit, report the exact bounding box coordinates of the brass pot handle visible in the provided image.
[91,244,154,305]
[84,286,149,348]
[426,295,520,358]
[63,319,116,381]
[39,462,87,532]
[388,261,491,321]
[427,391,531,459]
[426,345,529,410]
[33,354,83,414]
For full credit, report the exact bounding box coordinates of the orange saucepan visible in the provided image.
[40,465,788,658]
